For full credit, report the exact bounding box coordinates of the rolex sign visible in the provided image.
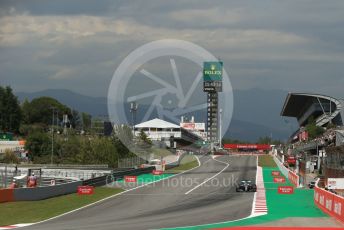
[203,62,223,82]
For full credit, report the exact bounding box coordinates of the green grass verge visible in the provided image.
[263,167,325,218]
[166,155,199,173]
[151,148,172,158]
[258,155,277,167]
[0,187,123,226]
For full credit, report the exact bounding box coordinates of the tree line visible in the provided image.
[0,85,136,167]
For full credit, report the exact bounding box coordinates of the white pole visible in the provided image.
[51,108,54,165]
[219,108,222,148]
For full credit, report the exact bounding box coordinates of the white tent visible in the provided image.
[135,118,180,129]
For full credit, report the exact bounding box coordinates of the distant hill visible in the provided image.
[16,88,297,142]
[17,89,108,116]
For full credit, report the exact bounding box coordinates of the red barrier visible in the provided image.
[314,186,344,223]
[288,171,299,187]
[0,189,14,203]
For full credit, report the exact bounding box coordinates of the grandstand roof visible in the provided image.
[281,93,344,127]
[135,118,180,129]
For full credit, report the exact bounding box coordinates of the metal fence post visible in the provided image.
[4,165,7,188]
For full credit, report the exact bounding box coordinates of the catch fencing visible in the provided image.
[83,167,155,187]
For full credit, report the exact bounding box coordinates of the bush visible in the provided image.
[2,149,19,164]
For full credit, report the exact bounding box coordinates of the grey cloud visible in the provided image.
[1,0,344,100]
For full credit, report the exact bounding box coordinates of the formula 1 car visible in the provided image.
[236,180,257,192]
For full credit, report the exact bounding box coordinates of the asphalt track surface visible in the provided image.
[23,155,257,230]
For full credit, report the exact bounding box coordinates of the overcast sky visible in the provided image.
[1,0,344,99]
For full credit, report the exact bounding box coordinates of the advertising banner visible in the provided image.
[224,144,271,150]
[203,62,223,81]
[278,186,294,194]
[152,170,164,175]
[77,186,94,195]
[314,186,344,223]
[273,177,286,183]
[272,171,281,176]
[124,175,137,183]
[328,178,344,190]
[181,123,195,129]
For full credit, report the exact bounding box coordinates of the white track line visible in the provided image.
[251,157,268,217]
[11,155,203,229]
[184,157,229,195]
[251,156,259,216]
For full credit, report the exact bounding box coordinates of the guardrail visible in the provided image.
[314,179,344,223]
[0,180,82,203]
[273,155,300,187]
[0,167,155,203]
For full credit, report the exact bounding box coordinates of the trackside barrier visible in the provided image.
[0,181,82,203]
[314,180,344,223]
[82,167,155,187]
[164,152,191,170]
[1,167,157,203]
[0,188,14,203]
[13,181,82,201]
[83,153,192,187]
[273,155,300,187]
[288,171,299,187]
[273,155,289,178]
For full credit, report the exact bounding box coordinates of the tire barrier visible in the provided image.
[314,181,344,223]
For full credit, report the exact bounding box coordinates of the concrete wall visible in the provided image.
[0,188,14,203]
[13,181,82,201]
[273,155,289,178]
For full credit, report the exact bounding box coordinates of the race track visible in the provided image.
[24,155,257,230]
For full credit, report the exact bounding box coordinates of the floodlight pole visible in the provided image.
[219,108,222,148]
[51,107,55,165]
[130,102,138,136]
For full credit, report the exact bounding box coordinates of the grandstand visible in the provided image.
[280,93,344,189]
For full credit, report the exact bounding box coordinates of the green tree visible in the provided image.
[81,112,92,131]
[305,116,325,139]
[1,149,19,164]
[56,136,81,163]
[21,97,69,126]
[24,131,51,161]
[257,136,284,145]
[222,138,249,144]
[70,109,81,130]
[0,86,22,132]
[138,129,152,146]
[257,136,272,144]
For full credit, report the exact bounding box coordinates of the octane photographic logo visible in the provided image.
[107,39,233,160]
